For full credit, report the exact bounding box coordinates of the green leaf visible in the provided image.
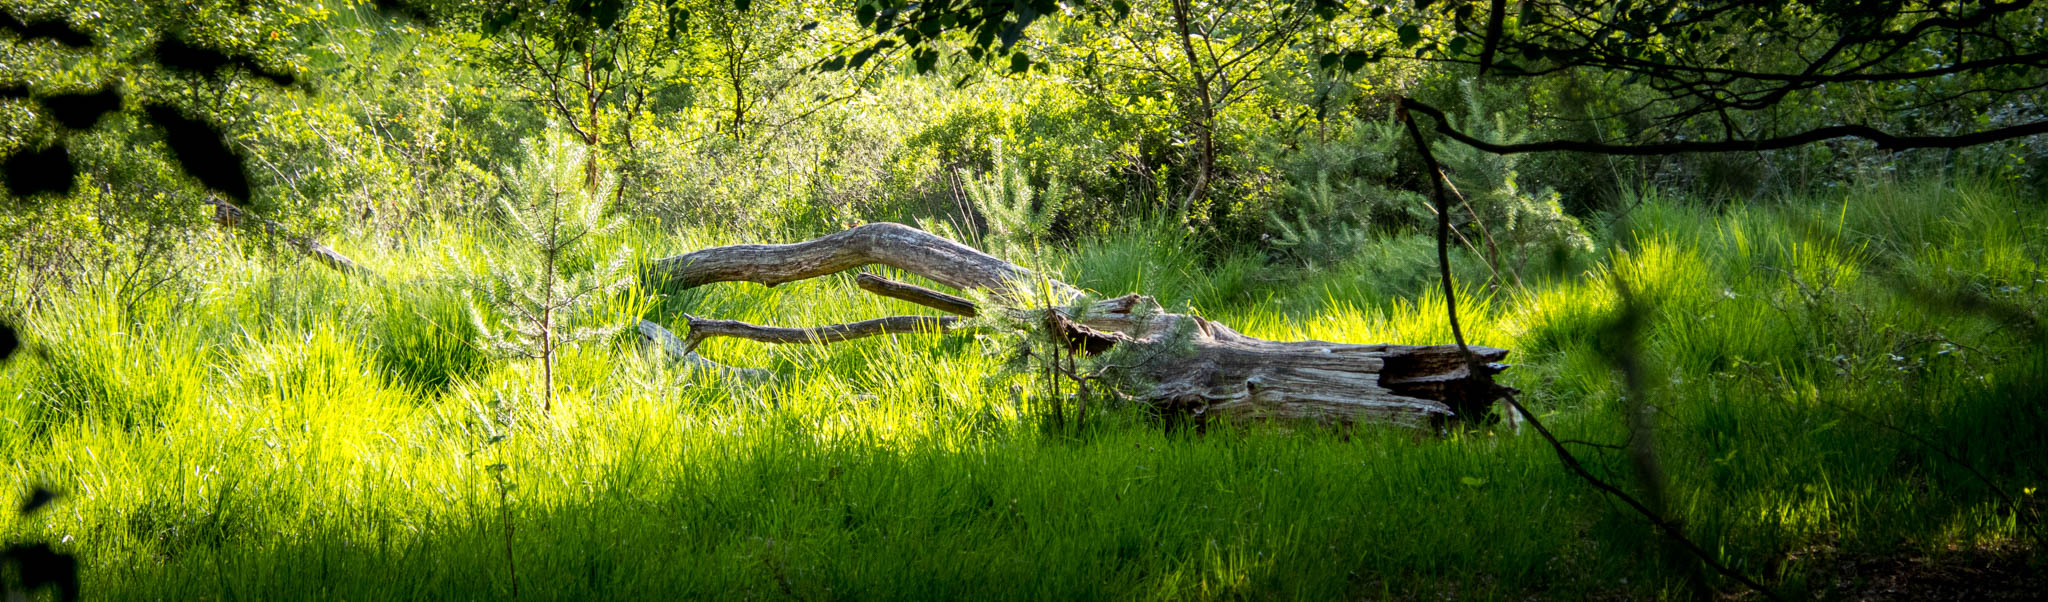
[1398,23,1421,47]
[1009,52,1031,73]
[1459,476,1487,487]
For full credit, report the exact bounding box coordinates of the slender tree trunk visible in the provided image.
[582,52,602,192]
[1171,0,1217,215]
[729,35,747,139]
[541,200,561,413]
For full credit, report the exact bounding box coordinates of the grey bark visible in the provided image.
[647,223,1513,428]
[647,223,1052,295]
[678,314,956,350]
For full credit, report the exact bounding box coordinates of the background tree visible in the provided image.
[450,0,692,192]
[682,0,811,139]
[1052,0,1318,217]
[1359,0,2048,156]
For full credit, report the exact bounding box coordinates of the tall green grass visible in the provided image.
[1,179,2042,599]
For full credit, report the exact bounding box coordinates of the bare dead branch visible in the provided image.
[855,272,979,316]
[634,319,772,380]
[681,314,957,350]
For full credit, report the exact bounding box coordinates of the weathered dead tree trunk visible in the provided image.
[647,223,1512,429]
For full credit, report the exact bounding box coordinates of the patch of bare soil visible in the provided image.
[1798,542,2041,601]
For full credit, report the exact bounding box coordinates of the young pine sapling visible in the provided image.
[462,133,634,412]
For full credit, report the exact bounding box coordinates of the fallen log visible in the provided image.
[649,223,1512,429]
[678,313,956,351]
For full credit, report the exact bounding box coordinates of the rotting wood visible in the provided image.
[647,223,1514,428]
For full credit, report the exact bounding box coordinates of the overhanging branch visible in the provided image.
[1401,97,2048,154]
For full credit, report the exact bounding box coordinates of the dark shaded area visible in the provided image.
[370,0,439,26]
[1,146,78,199]
[152,35,297,87]
[17,489,55,516]
[141,103,252,205]
[0,321,17,362]
[42,87,122,130]
[2,488,78,602]
[0,12,92,48]
[0,544,77,602]
[1800,544,2045,602]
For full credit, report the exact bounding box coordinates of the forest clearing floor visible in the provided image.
[2,180,2044,599]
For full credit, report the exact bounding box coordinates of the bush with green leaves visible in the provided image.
[960,137,1073,257]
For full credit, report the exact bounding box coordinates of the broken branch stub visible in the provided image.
[648,223,1514,429]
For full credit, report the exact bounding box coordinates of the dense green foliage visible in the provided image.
[2,0,2044,599]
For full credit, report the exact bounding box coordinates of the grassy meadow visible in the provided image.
[0,179,2042,599]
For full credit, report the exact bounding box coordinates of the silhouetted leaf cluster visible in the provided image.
[141,103,253,205]
[0,6,301,208]
[2,488,78,602]
[153,35,297,87]
[0,11,92,47]
[1365,0,2048,154]
[0,320,18,363]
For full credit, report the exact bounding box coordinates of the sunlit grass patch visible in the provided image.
[0,180,2042,599]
